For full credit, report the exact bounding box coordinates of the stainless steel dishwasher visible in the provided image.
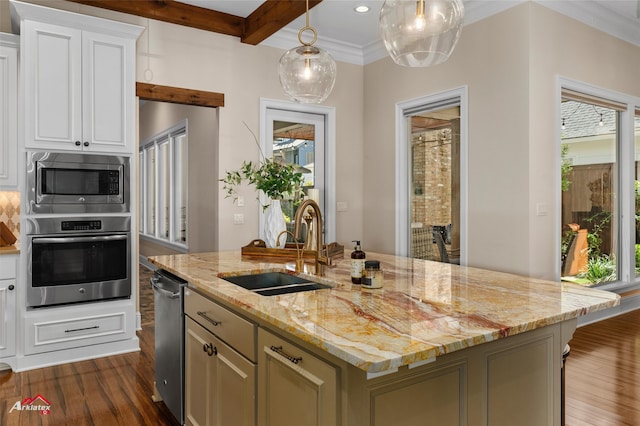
[151,269,187,425]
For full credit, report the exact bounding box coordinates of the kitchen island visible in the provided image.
[149,250,619,426]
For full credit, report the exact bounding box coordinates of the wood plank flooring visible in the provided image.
[1,265,639,425]
[565,309,640,426]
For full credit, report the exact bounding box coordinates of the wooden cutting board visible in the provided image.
[0,222,17,246]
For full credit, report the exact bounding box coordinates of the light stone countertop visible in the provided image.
[149,250,620,373]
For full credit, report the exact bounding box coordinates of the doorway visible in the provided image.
[395,87,467,264]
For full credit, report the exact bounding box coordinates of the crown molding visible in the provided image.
[263,0,640,66]
[536,0,640,47]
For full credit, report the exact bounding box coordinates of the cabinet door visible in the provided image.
[0,279,16,359]
[258,329,337,426]
[82,31,133,153]
[23,20,82,151]
[185,317,256,426]
[0,39,18,189]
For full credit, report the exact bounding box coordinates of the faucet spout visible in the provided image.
[276,230,304,273]
[293,199,331,276]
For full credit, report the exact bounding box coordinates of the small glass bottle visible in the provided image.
[351,240,366,284]
[361,260,383,289]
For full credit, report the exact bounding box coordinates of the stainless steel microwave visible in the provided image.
[26,151,129,214]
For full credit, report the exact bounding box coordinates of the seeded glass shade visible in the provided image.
[279,45,337,104]
[379,0,464,67]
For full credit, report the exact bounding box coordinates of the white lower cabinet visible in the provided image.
[23,300,134,355]
[0,255,17,360]
[257,328,339,426]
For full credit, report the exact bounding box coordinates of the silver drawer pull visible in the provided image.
[270,345,302,364]
[197,311,222,326]
[65,325,99,333]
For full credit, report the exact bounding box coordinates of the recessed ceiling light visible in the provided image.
[354,5,370,13]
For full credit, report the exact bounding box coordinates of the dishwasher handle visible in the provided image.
[150,277,182,299]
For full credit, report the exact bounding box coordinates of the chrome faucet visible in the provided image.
[293,199,331,276]
[276,230,305,273]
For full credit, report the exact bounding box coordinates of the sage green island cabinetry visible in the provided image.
[151,251,619,426]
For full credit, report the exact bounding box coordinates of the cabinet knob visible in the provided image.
[83,141,90,147]
[75,140,81,146]
[203,343,217,357]
[8,285,14,291]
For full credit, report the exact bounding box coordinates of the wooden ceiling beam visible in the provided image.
[137,82,224,108]
[243,0,322,45]
[66,0,322,45]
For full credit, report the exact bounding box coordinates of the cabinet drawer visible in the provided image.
[185,288,257,362]
[0,256,17,279]
[25,311,127,355]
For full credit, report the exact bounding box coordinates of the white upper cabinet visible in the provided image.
[12,1,143,154]
[0,34,18,189]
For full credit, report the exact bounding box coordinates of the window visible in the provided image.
[260,99,336,244]
[559,81,640,290]
[139,122,188,248]
[395,87,468,264]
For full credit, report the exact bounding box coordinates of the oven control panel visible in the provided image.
[61,220,102,231]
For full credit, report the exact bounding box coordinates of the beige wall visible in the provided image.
[364,5,531,274]
[138,101,219,256]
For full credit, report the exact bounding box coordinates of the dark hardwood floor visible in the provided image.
[1,265,639,425]
[565,308,640,426]
[0,265,180,426]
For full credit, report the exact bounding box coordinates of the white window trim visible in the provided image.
[557,76,640,290]
[394,86,469,263]
[139,119,189,251]
[259,98,336,243]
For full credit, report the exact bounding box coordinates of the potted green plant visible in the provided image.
[220,124,304,248]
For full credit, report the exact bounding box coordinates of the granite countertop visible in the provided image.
[149,250,619,373]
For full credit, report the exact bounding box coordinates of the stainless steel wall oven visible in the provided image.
[26,151,129,214]
[26,216,131,308]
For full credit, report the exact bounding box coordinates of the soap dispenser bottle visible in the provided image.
[351,240,366,284]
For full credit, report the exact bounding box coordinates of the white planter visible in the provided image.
[263,199,287,248]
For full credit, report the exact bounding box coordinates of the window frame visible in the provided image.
[558,77,639,291]
[259,98,336,244]
[394,86,469,263]
[139,120,189,251]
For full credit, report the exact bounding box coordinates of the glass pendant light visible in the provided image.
[379,0,464,67]
[278,0,336,103]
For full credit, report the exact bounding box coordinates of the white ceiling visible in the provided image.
[180,0,640,65]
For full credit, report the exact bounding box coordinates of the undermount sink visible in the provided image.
[218,271,332,296]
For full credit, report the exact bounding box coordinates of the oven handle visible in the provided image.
[33,234,128,244]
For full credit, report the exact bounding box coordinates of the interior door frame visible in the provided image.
[259,98,336,244]
[395,86,468,263]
